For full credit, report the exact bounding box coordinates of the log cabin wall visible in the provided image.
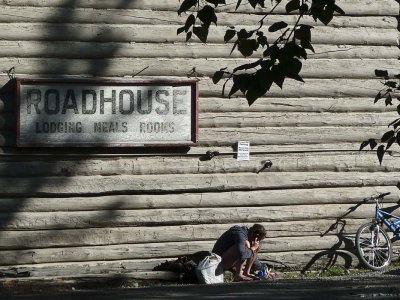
[0,0,398,278]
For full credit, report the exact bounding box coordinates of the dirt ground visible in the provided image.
[1,271,400,300]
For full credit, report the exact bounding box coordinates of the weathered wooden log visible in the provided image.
[2,0,397,16]
[0,24,396,46]
[1,111,395,130]
[0,77,388,99]
[0,235,358,265]
[200,126,386,146]
[0,219,369,250]
[201,78,385,98]
[0,151,398,177]
[0,186,397,213]
[0,7,396,29]
[2,58,397,79]
[0,172,398,197]
[0,249,364,276]
[0,41,397,60]
[199,97,396,113]
[199,112,396,127]
[3,96,396,114]
[0,126,389,147]
[0,202,382,230]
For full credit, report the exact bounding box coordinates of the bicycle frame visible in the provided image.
[375,205,400,239]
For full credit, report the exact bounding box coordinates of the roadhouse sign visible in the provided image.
[17,79,198,147]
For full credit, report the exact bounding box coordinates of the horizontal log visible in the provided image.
[0,219,369,250]
[0,171,398,197]
[0,202,383,230]
[0,171,399,197]
[0,151,399,178]
[200,112,396,127]
[0,235,356,265]
[2,0,397,16]
[1,96,396,115]
[199,97,396,113]
[2,58,397,79]
[0,7,396,29]
[200,78,386,98]
[2,111,397,129]
[0,186,396,213]
[0,41,397,59]
[200,126,387,146]
[0,216,368,252]
[0,126,389,148]
[0,77,388,99]
[0,24,396,46]
[0,250,363,276]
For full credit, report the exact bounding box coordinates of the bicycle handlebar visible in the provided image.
[365,192,391,201]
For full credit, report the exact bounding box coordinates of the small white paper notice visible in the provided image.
[237,141,250,161]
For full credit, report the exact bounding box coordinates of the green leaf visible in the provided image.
[212,70,225,84]
[386,136,395,150]
[224,29,236,43]
[178,0,197,15]
[263,44,280,60]
[197,5,217,27]
[299,3,309,14]
[333,4,345,15]
[360,140,370,151]
[300,40,314,53]
[193,25,209,43]
[385,94,393,106]
[381,130,395,143]
[377,145,385,165]
[294,25,313,42]
[205,0,226,6]
[177,26,186,35]
[184,14,196,32]
[238,39,258,57]
[248,0,265,8]
[186,31,192,42]
[369,139,377,150]
[237,29,253,39]
[256,32,268,47]
[374,91,383,103]
[228,81,240,97]
[269,21,288,32]
[233,60,262,73]
[235,0,242,11]
[375,69,389,78]
[285,41,307,59]
[385,81,398,88]
[285,0,300,13]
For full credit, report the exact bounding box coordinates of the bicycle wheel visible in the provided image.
[355,222,392,271]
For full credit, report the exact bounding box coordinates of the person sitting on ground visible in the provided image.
[212,223,266,281]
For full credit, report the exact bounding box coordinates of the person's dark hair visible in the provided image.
[249,224,266,240]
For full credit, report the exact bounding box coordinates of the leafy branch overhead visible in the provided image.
[177,0,345,105]
[360,70,400,165]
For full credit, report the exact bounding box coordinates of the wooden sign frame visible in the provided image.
[16,78,198,147]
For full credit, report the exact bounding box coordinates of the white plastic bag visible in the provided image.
[196,253,224,284]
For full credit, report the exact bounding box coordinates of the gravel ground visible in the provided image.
[1,269,400,300]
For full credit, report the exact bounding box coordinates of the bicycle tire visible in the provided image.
[355,222,392,271]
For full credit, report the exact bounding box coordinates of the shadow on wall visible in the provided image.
[0,0,165,277]
[301,198,400,273]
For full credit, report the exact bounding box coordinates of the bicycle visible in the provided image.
[355,192,400,271]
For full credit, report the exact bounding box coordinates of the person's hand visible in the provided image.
[251,237,260,252]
